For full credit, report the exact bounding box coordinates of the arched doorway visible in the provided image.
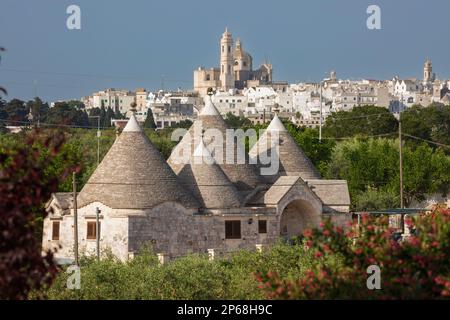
[279,199,319,238]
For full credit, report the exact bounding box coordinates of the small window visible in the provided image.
[87,221,99,240]
[258,220,267,234]
[225,220,241,239]
[52,221,60,240]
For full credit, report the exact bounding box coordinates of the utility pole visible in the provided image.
[399,95,404,209]
[399,95,405,233]
[96,207,101,261]
[72,172,79,266]
[161,74,165,92]
[319,82,323,141]
[96,117,100,167]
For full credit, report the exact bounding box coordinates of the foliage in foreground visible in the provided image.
[258,208,450,299]
[38,209,450,300]
[0,130,76,299]
[38,243,340,300]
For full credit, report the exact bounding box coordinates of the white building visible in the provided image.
[146,91,200,129]
[82,88,136,116]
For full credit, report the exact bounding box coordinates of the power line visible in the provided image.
[327,112,395,121]
[1,80,90,90]
[321,132,397,140]
[0,117,111,129]
[402,133,450,148]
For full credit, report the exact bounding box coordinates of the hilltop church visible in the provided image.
[194,28,274,96]
[42,96,350,261]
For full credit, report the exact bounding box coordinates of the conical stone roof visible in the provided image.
[168,96,262,191]
[249,114,321,181]
[178,140,242,208]
[77,114,199,209]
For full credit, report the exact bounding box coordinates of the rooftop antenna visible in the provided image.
[161,74,165,91]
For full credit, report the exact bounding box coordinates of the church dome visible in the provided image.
[233,38,252,70]
[77,114,200,209]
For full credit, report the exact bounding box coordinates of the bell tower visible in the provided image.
[423,58,432,83]
[220,27,235,91]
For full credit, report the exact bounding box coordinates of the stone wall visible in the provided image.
[43,202,129,261]
[128,202,279,259]
[43,199,350,262]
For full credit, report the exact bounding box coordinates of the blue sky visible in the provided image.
[0,0,449,102]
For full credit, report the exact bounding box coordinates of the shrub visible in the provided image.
[38,242,341,300]
[0,130,75,299]
[258,208,450,299]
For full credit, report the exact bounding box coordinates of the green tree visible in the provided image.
[323,105,398,139]
[46,102,89,126]
[224,112,252,129]
[114,108,125,119]
[0,98,7,133]
[353,188,399,211]
[325,138,450,209]
[4,99,28,125]
[143,108,156,129]
[402,104,450,150]
[26,97,49,125]
[401,143,450,205]
[66,100,85,109]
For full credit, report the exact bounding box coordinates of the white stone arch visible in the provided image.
[274,182,322,238]
[278,199,319,238]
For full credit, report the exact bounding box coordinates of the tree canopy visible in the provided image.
[143,108,156,129]
[325,138,450,209]
[323,105,398,139]
[224,112,252,129]
[401,104,450,151]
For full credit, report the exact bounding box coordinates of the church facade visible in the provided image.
[194,28,273,96]
[42,97,350,261]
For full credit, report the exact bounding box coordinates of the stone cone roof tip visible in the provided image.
[123,113,141,132]
[193,139,215,164]
[200,95,220,116]
[249,115,321,180]
[267,114,286,132]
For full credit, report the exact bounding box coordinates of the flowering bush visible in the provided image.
[257,208,450,299]
[0,130,77,299]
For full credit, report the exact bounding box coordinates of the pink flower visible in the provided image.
[303,229,313,238]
